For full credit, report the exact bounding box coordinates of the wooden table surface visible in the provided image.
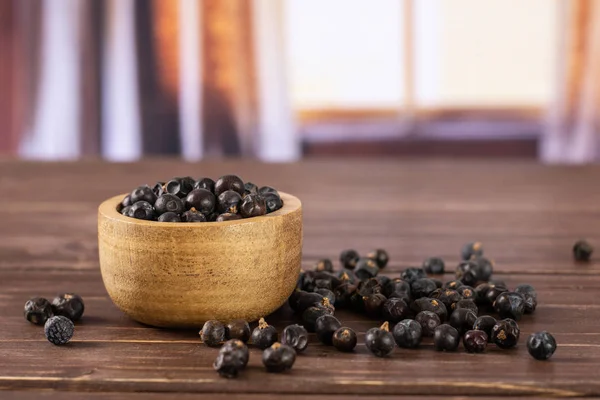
[1,159,599,399]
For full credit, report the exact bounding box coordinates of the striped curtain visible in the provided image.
[2,0,299,161]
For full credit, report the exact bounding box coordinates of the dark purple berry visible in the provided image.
[332,327,357,352]
[186,189,216,215]
[24,297,53,325]
[491,318,520,349]
[315,315,342,345]
[215,175,245,197]
[51,293,84,322]
[155,194,185,215]
[423,257,445,274]
[251,318,278,349]
[262,343,296,373]
[364,322,395,357]
[200,320,226,347]
[416,311,441,337]
[461,241,483,260]
[463,330,488,353]
[527,331,557,360]
[131,185,157,204]
[281,324,308,352]
[393,319,422,348]
[158,212,181,222]
[433,324,460,351]
[44,316,74,345]
[225,320,251,343]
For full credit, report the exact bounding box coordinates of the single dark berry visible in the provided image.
[474,283,493,304]
[155,194,185,215]
[366,249,389,269]
[365,322,395,357]
[182,208,207,222]
[448,308,477,335]
[433,324,460,351]
[514,284,537,300]
[491,318,520,349]
[121,194,132,208]
[457,286,477,302]
[411,278,438,299]
[332,327,357,352]
[416,311,441,337]
[178,176,196,196]
[264,192,284,213]
[186,188,216,215]
[315,288,336,305]
[131,185,157,204]
[411,298,448,322]
[363,293,387,318]
[393,319,422,348]
[213,339,249,378]
[332,282,356,308]
[423,257,445,274]
[315,315,342,345]
[24,297,53,325]
[444,280,464,290]
[358,277,384,296]
[121,205,132,216]
[262,343,296,373]
[215,175,245,197]
[44,316,74,345]
[472,256,493,281]
[217,190,242,214]
[315,259,334,272]
[527,331,557,360]
[493,292,525,321]
[152,182,165,197]
[401,267,427,284]
[485,284,508,305]
[461,241,483,260]
[165,179,186,198]
[130,201,156,221]
[195,177,215,193]
[290,291,324,314]
[463,330,488,353]
[216,213,242,222]
[240,194,267,218]
[384,278,411,298]
[200,320,226,347]
[251,318,278,349]
[51,293,84,322]
[243,181,259,195]
[382,298,411,323]
[259,186,279,196]
[473,315,497,342]
[340,249,360,270]
[281,324,308,352]
[158,212,181,222]
[225,320,251,343]
[302,300,334,332]
[455,299,478,315]
[523,295,537,314]
[456,261,479,286]
[573,239,593,261]
[433,289,462,311]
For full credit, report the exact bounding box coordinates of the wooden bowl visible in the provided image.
[97,192,302,328]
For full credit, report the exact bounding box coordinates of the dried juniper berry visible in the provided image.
[264,192,284,213]
[195,177,215,192]
[485,284,508,306]
[152,182,165,197]
[473,315,497,343]
[573,239,594,261]
[290,291,324,314]
[315,315,342,345]
[384,278,411,298]
[131,185,157,204]
[215,175,245,197]
[315,288,336,304]
[461,241,483,260]
[491,318,520,349]
[332,327,357,352]
[302,299,334,332]
[472,256,494,282]
[332,282,356,308]
[315,259,334,272]
[44,316,74,345]
[217,190,242,214]
[423,257,445,274]
[216,213,242,222]
[367,249,389,269]
[474,283,493,304]
[130,201,156,221]
[448,308,477,335]
[493,292,525,321]
[158,212,181,222]
[338,269,359,284]
[392,320,422,350]
[24,297,53,325]
[401,267,427,284]
[182,208,207,222]
[243,181,258,195]
[433,289,462,311]
[444,280,464,291]
[240,194,267,218]
[186,188,216,215]
[463,330,488,353]
[340,249,360,270]
[178,176,196,196]
[357,277,383,296]
[457,286,476,302]
[281,324,308,352]
[213,339,249,378]
[155,193,185,215]
[363,293,387,319]
[200,320,226,347]
[262,343,296,373]
[455,299,478,314]
[382,298,411,323]
[456,260,479,286]
[433,324,460,351]
[51,293,84,322]
[251,318,278,349]
[411,298,448,322]
[515,284,537,314]
[355,258,379,281]
[411,278,438,299]
[225,320,251,343]
[416,311,441,337]
[165,179,186,198]
[527,331,557,360]
[365,322,395,357]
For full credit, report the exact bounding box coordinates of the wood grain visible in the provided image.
[0,159,599,398]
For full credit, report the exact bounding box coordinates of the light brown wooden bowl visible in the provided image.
[97,192,302,328]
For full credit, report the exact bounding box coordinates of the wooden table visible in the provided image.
[1,159,599,399]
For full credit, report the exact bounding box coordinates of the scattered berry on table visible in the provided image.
[461,241,483,260]
[24,297,53,325]
[463,330,488,353]
[251,318,278,349]
[200,320,226,347]
[44,316,74,345]
[365,321,395,357]
[332,327,357,352]
[225,320,251,343]
[213,339,249,378]
[416,311,441,337]
[367,249,389,269]
[392,319,422,349]
[281,324,309,353]
[433,324,460,352]
[573,239,593,261]
[51,293,85,322]
[262,343,296,373]
[315,315,342,345]
[491,318,520,349]
[527,331,557,360]
[423,257,445,274]
[472,315,497,343]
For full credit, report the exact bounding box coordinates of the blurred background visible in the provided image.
[1,0,599,163]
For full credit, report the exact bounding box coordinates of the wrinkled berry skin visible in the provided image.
[416,311,441,337]
[456,261,479,286]
[225,320,251,343]
[44,316,74,345]
[24,297,54,325]
[200,320,226,347]
[392,319,422,348]
[455,299,478,314]
[433,324,460,351]
[515,284,538,314]
[51,294,85,322]
[365,322,395,357]
[411,298,448,322]
[332,327,357,352]
[494,292,526,321]
[473,315,497,343]
[281,324,309,352]
[411,278,438,299]
[367,249,389,269]
[262,343,297,373]
[463,330,488,353]
[423,257,445,274]
[340,249,360,270]
[251,318,279,349]
[448,308,477,335]
[573,240,593,261]
[401,267,427,284]
[461,242,483,260]
[527,331,557,360]
[382,298,411,323]
[240,194,267,218]
[213,339,249,378]
[491,318,520,349]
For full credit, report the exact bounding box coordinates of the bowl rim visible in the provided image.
[98,191,301,228]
